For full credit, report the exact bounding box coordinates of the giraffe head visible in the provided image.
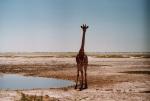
[81,24,88,32]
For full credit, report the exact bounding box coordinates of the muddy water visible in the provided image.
[0,74,75,90]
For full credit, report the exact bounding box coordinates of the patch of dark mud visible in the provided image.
[120,71,150,75]
[139,91,150,93]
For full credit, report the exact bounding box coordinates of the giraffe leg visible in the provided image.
[75,69,79,89]
[80,70,83,91]
[84,65,88,89]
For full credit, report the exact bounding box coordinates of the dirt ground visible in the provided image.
[0,53,150,101]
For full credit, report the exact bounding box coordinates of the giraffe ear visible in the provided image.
[86,26,89,29]
[81,26,83,28]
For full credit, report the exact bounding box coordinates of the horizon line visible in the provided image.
[0,51,150,53]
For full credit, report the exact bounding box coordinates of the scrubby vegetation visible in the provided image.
[20,93,58,101]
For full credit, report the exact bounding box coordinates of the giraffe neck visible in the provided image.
[79,31,86,53]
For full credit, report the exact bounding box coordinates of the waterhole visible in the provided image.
[0,74,75,90]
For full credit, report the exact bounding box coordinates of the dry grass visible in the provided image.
[0,52,150,58]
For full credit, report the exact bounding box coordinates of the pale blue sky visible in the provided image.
[0,0,149,52]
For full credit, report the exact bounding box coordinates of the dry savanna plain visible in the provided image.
[0,52,150,101]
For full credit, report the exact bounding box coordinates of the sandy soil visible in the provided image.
[0,54,150,101]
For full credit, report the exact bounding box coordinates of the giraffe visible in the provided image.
[75,24,88,90]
